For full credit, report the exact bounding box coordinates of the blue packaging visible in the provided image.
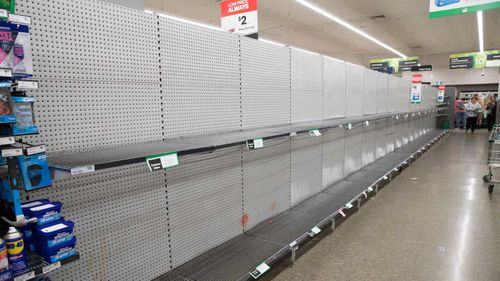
[25,202,62,225]
[9,96,38,135]
[0,267,13,281]
[21,199,50,215]
[17,154,52,191]
[39,237,77,263]
[35,221,74,249]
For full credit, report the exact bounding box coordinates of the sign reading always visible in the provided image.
[429,0,500,18]
[369,57,419,74]
[449,50,500,69]
[411,65,433,72]
[221,0,258,36]
[411,74,423,104]
[437,85,445,103]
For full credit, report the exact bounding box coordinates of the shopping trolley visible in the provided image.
[483,125,500,193]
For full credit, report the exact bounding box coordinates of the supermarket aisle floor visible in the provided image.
[273,130,500,281]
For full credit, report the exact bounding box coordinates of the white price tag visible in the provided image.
[8,14,31,25]
[0,9,7,18]
[71,165,95,176]
[17,80,39,90]
[289,241,297,248]
[289,131,297,137]
[2,148,22,157]
[250,262,270,279]
[26,145,47,155]
[247,138,264,150]
[368,187,374,192]
[0,68,12,77]
[146,152,179,172]
[345,202,353,209]
[0,137,15,146]
[14,271,35,281]
[311,226,321,235]
[346,124,352,130]
[309,129,321,137]
[43,261,61,274]
[364,121,369,126]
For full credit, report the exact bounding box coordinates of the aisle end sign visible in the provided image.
[411,74,423,104]
[437,85,445,103]
[221,0,258,36]
[429,0,500,18]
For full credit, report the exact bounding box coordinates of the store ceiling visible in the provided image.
[144,0,500,60]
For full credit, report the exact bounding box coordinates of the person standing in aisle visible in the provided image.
[486,96,497,131]
[454,96,466,129]
[465,95,482,134]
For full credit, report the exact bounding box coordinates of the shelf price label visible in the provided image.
[309,129,321,137]
[8,14,31,25]
[308,226,322,237]
[71,165,95,176]
[146,152,179,172]
[17,80,39,90]
[0,136,15,146]
[249,262,270,279]
[246,138,264,150]
[2,148,22,157]
[42,261,61,274]
[14,271,35,281]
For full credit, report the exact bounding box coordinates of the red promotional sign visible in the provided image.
[412,73,423,83]
[221,0,258,35]
[438,85,445,91]
[221,0,257,17]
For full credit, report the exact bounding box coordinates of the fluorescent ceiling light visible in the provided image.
[295,0,407,58]
[259,38,286,47]
[291,46,320,56]
[477,11,484,53]
[145,10,222,31]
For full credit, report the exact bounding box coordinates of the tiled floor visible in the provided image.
[273,130,500,281]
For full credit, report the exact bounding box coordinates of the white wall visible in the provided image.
[101,0,143,9]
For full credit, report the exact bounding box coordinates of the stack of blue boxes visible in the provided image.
[20,200,77,263]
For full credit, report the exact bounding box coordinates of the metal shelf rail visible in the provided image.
[48,110,436,179]
[155,130,447,281]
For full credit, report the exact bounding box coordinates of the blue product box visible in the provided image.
[0,267,13,281]
[8,96,38,136]
[39,237,77,263]
[35,221,74,249]
[17,154,52,191]
[25,202,62,225]
[0,82,16,124]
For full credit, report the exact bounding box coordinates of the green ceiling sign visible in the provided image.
[450,50,500,69]
[429,0,500,19]
[369,57,419,73]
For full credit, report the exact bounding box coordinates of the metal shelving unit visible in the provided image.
[48,111,435,179]
[13,252,80,281]
[156,130,447,281]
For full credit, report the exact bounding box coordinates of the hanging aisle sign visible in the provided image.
[429,0,500,18]
[437,85,445,103]
[411,74,423,104]
[221,0,258,37]
[449,50,500,69]
[369,57,419,74]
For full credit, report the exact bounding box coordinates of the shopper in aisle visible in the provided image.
[454,96,466,129]
[486,96,497,131]
[465,95,482,134]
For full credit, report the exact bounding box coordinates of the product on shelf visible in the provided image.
[12,25,32,78]
[25,202,62,226]
[9,96,38,135]
[39,237,77,263]
[0,87,15,123]
[0,236,8,270]
[0,21,17,69]
[4,227,27,276]
[0,0,15,13]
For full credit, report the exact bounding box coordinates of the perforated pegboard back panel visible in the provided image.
[321,127,345,190]
[291,134,323,206]
[399,79,410,113]
[21,164,170,281]
[362,125,376,167]
[166,147,244,268]
[386,118,396,153]
[387,75,398,113]
[242,137,291,230]
[23,81,163,155]
[160,17,241,138]
[241,37,291,129]
[344,126,362,177]
[377,72,388,114]
[363,68,378,115]
[375,119,387,160]
[345,63,364,117]
[323,57,346,119]
[291,49,323,123]
[16,0,159,83]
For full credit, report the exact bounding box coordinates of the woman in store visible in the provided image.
[465,95,482,134]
